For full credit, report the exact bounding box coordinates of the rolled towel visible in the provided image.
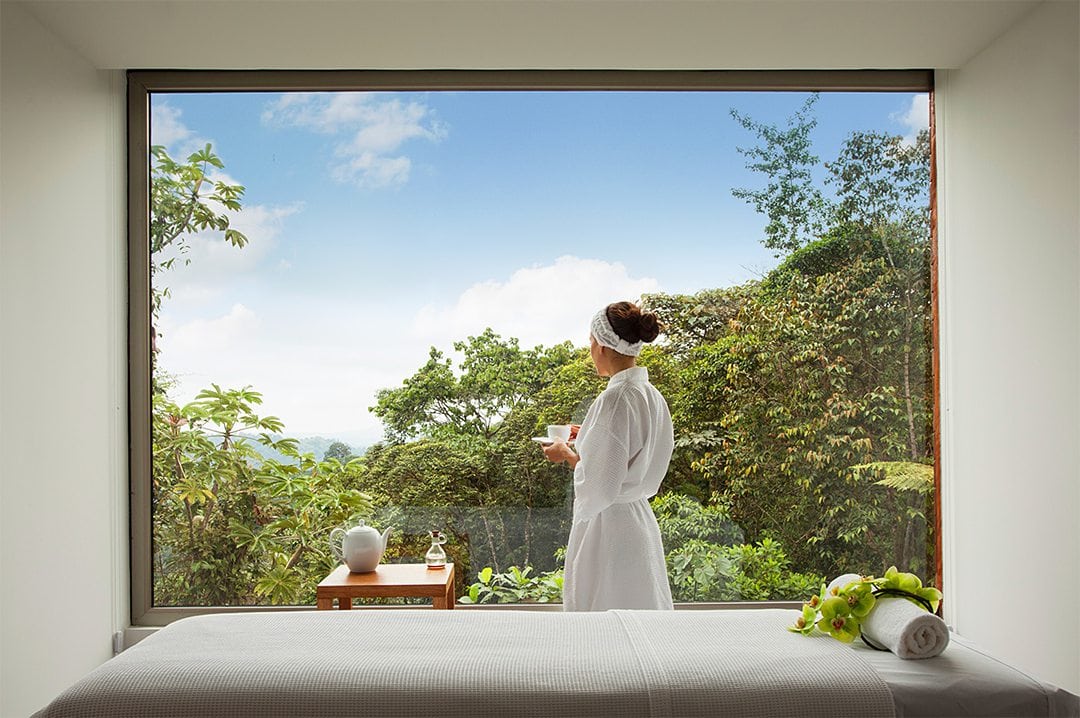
[827,573,863,596]
[862,596,950,659]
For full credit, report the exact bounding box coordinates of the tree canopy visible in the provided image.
[149,99,934,606]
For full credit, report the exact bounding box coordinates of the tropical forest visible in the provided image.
[149,95,934,607]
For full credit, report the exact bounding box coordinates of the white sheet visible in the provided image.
[36,609,893,718]
[33,609,1079,718]
[858,632,1079,717]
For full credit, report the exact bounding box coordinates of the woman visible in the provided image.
[542,301,675,611]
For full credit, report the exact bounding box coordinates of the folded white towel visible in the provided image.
[861,596,950,659]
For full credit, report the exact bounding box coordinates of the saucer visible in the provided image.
[532,437,575,446]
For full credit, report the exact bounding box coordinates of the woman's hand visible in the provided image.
[542,440,579,468]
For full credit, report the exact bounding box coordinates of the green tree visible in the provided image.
[323,441,353,462]
[673,257,923,576]
[682,103,935,579]
[149,144,378,606]
[149,144,248,355]
[153,385,374,605]
[147,118,936,607]
[372,329,579,442]
[826,130,933,466]
[368,330,594,579]
[642,287,753,360]
[731,94,830,254]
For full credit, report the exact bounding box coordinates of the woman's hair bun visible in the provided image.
[636,311,661,343]
[606,301,663,344]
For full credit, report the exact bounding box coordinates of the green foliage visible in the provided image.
[642,287,753,359]
[715,539,823,601]
[149,109,936,607]
[731,94,830,254]
[827,130,931,239]
[458,565,564,604]
[149,144,377,606]
[460,497,821,604]
[658,493,822,601]
[365,332,595,583]
[672,260,925,575]
[149,144,248,326]
[647,100,934,582]
[152,386,374,605]
[666,539,732,601]
[761,226,885,295]
[854,461,934,495]
[323,441,354,462]
[651,492,742,552]
[372,329,579,443]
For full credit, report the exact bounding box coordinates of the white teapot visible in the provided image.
[330,520,393,573]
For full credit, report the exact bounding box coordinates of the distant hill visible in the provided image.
[240,434,367,465]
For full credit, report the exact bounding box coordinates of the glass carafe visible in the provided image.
[425,530,447,569]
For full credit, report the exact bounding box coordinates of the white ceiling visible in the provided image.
[18,0,1043,71]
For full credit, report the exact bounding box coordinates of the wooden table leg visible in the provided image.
[338,597,352,610]
[432,584,455,609]
[316,596,333,610]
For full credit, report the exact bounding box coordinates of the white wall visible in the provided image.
[938,0,1080,692]
[0,4,127,716]
[19,0,1040,71]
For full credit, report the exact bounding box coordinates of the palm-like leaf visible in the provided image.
[853,461,933,494]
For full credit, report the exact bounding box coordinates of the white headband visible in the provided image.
[591,308,644,356]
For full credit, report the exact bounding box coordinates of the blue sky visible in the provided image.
[152,90,928,446]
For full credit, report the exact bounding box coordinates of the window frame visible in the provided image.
[129,69,938,626]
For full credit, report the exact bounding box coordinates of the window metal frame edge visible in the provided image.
[129,68,935,626]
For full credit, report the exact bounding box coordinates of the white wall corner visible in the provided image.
[937,0,1079,692]
[931,69,958,632]
[1,3,128,715]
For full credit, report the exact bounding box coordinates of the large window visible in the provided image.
[130,71,936,624]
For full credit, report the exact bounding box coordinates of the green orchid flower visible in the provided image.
[915,586,943,613]
[805,582,827,610]
[817,597,861,643]
[882,566,942,612]
[838,580,877,618]
[883,565,922,592]
[787,570,941,642]
[788,603,818,636]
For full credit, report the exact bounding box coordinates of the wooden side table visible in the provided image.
[316,563,456,610]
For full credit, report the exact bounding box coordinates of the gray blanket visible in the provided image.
[36,608,896,718]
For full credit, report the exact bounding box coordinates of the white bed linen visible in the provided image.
[35,609,893,718]
[32,609,1079,718]
[857,632,1079,717]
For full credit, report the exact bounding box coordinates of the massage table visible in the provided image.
[34,608,1079,717]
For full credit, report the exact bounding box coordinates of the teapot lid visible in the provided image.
[347,520,373,532]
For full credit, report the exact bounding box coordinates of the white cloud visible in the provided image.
[158,198,302,300]
[164,303,260,358]
[263,93,446,188]
[150,102,210,158]
[158,257,659,445]
[148,112,306,303]
[413,256,661,350]
[158,297,411,444]
[331,152,411,188]
[894,94,930,146]
[151,104,192,148]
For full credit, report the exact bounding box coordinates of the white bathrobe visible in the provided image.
[563,366,675,611]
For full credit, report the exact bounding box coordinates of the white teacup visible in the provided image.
[547,424,572,442]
